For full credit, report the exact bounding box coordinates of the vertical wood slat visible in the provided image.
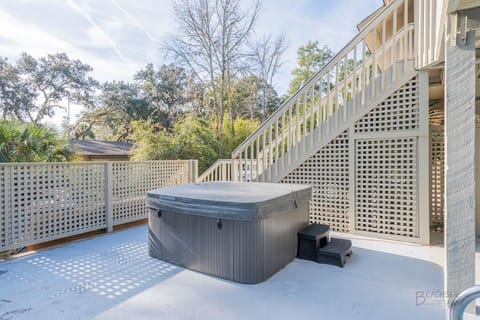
[372,24,377,96]
[352,46,357,114]
[335,63,340,129]
[310,85,315,147]
[105,162,113,232]
[343,56,348,121]
[404,0,409,73]
[262,130,267,182]
[392,7,397,82]
[256,136,260,181]
[362,40,366,107]
[288,106,293,165]
[381,18,386,91]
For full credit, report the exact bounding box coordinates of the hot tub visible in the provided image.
[147,182,311,284]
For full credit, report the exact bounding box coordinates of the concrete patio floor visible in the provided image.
[0,225,455,319]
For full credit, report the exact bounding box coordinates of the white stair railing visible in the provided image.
[197,159,232,182]
[232,0,414,182]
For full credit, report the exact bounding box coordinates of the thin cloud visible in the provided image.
[66,0,129,62]
[110,0,161,44]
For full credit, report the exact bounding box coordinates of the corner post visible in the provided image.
[444,12,476,310]
[418,70,430,245]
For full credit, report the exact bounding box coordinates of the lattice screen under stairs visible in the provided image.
[281,75,428,242]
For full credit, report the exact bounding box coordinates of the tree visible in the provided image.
[219,116,259,158]
[132,115,220,173]
[249,34,287,119]
[164,0,260,132]
[17,52,98,123]
[288,42,333,96]
[231,76,280,120]
[134,63,188,130]
[0,120,72,162]
[0,57,37,121]
[73,81,154,142]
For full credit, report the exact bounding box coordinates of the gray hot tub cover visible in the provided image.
[147,182,311,221]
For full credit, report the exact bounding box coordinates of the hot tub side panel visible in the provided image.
[148,209,234,280]
[232,201,310,283]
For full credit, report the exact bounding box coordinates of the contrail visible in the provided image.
[110,0,161,44]
[66,0,129,62]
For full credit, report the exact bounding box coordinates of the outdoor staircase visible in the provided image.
[199,0,416,185]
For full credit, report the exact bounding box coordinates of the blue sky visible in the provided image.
[0,0,383,125]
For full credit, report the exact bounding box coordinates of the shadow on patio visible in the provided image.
[0,225,445,320]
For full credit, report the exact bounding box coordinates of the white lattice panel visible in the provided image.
[430,127,444,232]
[281,131,350,232]
[3,163,106,249]
[355,138,418,237]
[355,77,419,134]
[1,160,196,251]
[112,161,192,224]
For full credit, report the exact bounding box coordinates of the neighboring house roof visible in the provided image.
[70,140,134,157]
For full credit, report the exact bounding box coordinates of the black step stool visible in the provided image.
[297,223,352,268]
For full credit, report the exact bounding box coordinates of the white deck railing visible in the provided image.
[197,159,232,182]
[232,0,415,182]
[0,160,198,252]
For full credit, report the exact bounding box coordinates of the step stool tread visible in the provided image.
[317,238,352,258]
[298,223,330,241]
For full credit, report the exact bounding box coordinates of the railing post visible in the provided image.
[4,166,12,248]
[105,162,113,233]
[190,160,198,183]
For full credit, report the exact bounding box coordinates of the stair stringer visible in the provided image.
[261,60,418,183]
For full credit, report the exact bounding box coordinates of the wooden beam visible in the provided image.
[444,14,476,310]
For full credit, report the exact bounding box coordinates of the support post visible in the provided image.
[418,70,430,245]
[105,162,113,233]
[444,14,476,310]
[190,160,198,183]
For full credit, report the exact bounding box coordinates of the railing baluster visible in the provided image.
[288,106,293,165]
[250,142,254,182]
[343,55,348,121]
[352,46,357,114]
[372,25,377,98]
[361,40,366,107]
[381,17,386,91]
[335,63,339,128]
[256,136,259,181]
[262,130,266,182]
[310,85,315,146]
[393,7,397,82]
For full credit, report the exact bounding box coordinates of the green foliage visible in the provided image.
[0,120,72,162]
[0,58,37,121]
[231,76,280,121]
[219,116,259,158]
[132,116,219,173]
[134,63,189,130]
[132,115,258,173]
[288,41,333,96]
[17,52,98,123]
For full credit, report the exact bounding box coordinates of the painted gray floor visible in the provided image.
[0,226,446,319]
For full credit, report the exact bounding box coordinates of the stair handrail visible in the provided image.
[450,285,480,320]
[232,0,411,159]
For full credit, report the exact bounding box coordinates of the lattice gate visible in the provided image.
[281,74,431,243]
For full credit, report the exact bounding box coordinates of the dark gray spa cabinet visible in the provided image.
[147,182,312,284]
